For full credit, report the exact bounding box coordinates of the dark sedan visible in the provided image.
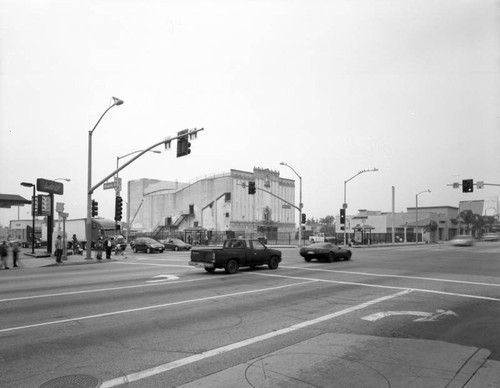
[300,242,352,262]
[160,238,191,251]
[130,237,165,253]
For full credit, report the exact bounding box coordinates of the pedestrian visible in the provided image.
[72,234,79,255]
[0,241,9,269]
[12,240,20,267]
[105,237,113,259]
[96,236,103,260]
[55,235,63,263]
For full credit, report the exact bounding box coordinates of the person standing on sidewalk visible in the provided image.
[0,241,9,269]
[105,237,113,259]
[96,236,103,260]
[12,240,20,267]
[55,235,63,263]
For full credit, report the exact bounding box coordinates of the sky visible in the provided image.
[1,0,499,227]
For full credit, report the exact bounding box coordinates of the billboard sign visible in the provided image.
[37,178,64,195]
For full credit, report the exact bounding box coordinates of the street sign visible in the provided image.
[103,182,117,190]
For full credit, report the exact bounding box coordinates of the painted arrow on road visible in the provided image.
[147,274,180,283]
[362,309,458,322]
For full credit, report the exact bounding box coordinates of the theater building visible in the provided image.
[127,167,296,237]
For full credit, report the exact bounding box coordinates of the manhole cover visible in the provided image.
[39,374,101,388]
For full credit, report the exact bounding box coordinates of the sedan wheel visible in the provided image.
[147,247,152,254]
[345,251,352,261]
[304,257,312,262]
[174,246,179,251]
[327,252,335,263]
[133,247,137,253]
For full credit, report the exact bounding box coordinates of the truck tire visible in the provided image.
[268,256,280,270]
[225,259,239,274]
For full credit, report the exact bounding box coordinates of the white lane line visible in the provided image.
[0,280,317,334]
[99,289,411,388]
[0,278,206,303]
[282,265,500,288]
[252,272,500,302]
[113,262,192,268]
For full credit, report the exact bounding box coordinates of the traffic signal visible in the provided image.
[462,179,474,193]
[91,200,99,217]
[115,196,123,221]
[248,181,256,195]
[301,213,306,224]
[340,208,346,224]
[176,131,191,157]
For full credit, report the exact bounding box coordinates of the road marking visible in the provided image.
[252,272,500,302]
[282,265,500,288]
[99,289,411,387]
[113,261,192,268]
[362,309,458,322]
[147,274,180,283]
[0,280,317,334]
[0,278,206,303]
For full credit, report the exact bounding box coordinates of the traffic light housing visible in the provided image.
[340,208,346,224]
[115,196,123,221]
[176,131,191,157]
[91,200,99,217]
[301,213,306,224]
[462,179,474,193]
[248,181,256,195]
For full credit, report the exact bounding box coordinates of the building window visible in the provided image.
[225,193,231,202]
[166,217,172,226]
[194,221,199,227]
[225,212,230,218]
[189,204,194,215]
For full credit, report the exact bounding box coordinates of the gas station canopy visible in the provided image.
[0,194,32,208]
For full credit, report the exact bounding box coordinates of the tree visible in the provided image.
[319,215,335,225]
[457,210,483,235]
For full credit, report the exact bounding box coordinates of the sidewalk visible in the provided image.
[13,249,121,269]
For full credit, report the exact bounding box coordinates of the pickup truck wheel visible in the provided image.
[205,267,216,273]
[225,259,239,274]
[268,256,280,270]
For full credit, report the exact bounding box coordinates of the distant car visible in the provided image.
[482,233,500,242]
[451,235,475,247]
[300,242,352,262]
[160,238,191,251]
[130,237,165,253]
[112,235,127,251]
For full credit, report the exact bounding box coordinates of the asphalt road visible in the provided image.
[1,241,499,387]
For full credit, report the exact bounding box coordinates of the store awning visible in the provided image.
[0,194,31,208]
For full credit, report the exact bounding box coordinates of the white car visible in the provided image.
[451,235,475,247]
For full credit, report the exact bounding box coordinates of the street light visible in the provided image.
[116,150,161,197]
[343,168,379,246]
[116,149,161,232]
[20,182,35,254]
[280,162,303,246]
[86,97,123,260]
[415,189,431,243]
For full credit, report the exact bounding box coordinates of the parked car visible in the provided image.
[300,242,352,262]
[451,234,475,247]
[482,233,500,242]
[130,237,165,253]
[160,238,191,251]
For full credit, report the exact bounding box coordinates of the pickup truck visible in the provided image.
[189,239,282,274]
